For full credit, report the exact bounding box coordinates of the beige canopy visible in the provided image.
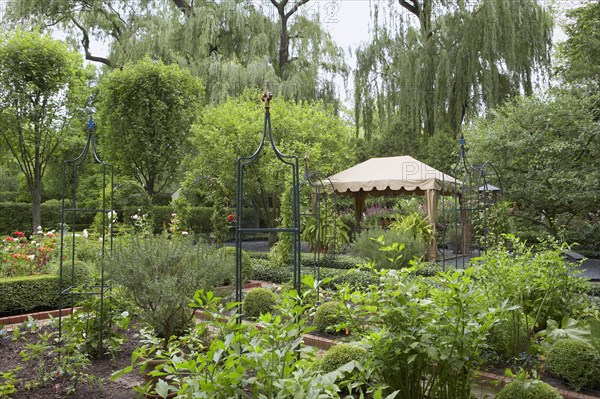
[327,156,459,261]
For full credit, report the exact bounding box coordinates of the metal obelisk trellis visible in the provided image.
[235,84,302,309]
[440,135,501,269]
[58,116,113,351]
[301,158,338,302]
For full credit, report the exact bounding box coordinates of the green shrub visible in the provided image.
[0,274,60,312]
[545,338,600,391]
[111,235,233,343]
[220,247,253,284]
[252,259,379,289]
[474,238,591,329]
[320,343,368,372]
[348,228,426,269]
[0,192,19,202]
[496,379,562,399]
[314,301,347,333]
[589,283,600,297]
[242,288,277,319]
[50,260,94,288]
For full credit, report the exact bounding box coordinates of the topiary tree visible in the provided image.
[313,301,347,334]
[545,338,600,391]
[97,57,204,202]
[320,343,368,373]
[242,287,277,319]
[496,379,562,399]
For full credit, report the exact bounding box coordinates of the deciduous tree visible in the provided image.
[0,30,88,231]
[96,58,204,201]
[355,0,553,150]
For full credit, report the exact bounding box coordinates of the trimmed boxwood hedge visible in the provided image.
[0,203,265,236]
[0,274,60,312]
[251,259,379,289]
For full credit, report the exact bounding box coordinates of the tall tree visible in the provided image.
[96,58,204,200]
[354,0,553,147]
[466,92,600,238]
[0,29,88,231]
[558,1,600,86]
[7,0,346,105]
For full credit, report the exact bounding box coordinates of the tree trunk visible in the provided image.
[31,170,42,233]
[278,16,289,77]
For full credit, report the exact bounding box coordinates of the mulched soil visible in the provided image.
[0,323,144,399]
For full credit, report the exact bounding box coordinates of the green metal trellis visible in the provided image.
[235,85,301,309]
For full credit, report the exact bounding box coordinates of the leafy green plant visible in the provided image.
[487,309,531,362]
[242,287,277,319]
[0,367,20,399]
[348,228,426,269]
[473,236,591,330]
[545,338,600,391]
[537,316,592,347]
[368,267,499,399]
[111,234,233,345]
[19,328,96,394]
[390,212,433,244]
[320,343,368,373]
[313,301,347,334]
[59,296,130,358]
[302,211,351,254]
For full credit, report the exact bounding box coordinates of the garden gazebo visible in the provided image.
[327,156,459,261]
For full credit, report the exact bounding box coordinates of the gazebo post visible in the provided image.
[425,189,440,262]
[353,191,365,227]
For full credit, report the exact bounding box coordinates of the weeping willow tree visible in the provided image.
[6,0,346,105]
[354,0,553,152]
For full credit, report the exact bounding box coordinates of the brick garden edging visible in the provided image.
[0,307,82,328]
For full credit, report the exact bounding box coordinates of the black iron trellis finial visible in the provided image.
[235,85,302,315]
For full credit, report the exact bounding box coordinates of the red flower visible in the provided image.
[14,231,24,237]
[226,213,236,223]
[12,254,20,259]
[5,236,14,242]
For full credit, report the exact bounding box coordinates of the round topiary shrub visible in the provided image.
[320,343,368,372]
[496,379,562,399]
[313,301,347,333]
[545,338,600,391]
[220,246,253,284]
[242,288,277,319]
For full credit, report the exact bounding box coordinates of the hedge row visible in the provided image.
[251,258,450,290]
[251,259,379,289]
[0,202,265,235]
[247,252,364,271]
[0,274,61,313]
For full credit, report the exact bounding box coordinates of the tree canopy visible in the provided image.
[6,0,347,106]
[466,91,600,238]
[184,93,354,228]
[0,29,88,231]
[354,0,553,155]
[96,58,204,201]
